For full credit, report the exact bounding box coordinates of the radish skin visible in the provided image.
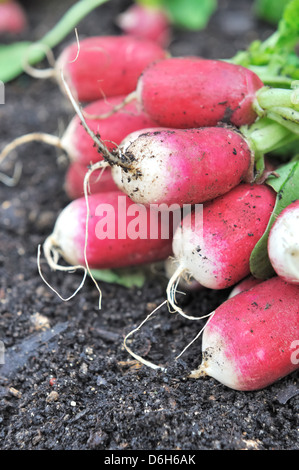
[190,276,299,391]
[111,127,253,207]
[44,190,176,270]
[268,200,299,284]
[56,35,167,102]
[168,183,276,296]
[135,57,264,128]
[64,162,119,200]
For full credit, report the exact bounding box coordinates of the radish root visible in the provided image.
[38,161,109,309]
[123,296,216,373]
[60,68,132,169]
[83,90,137,120]
[0,133,63,165]
[175,310,215,361]
[22,42,57,79]
[38,242,87,302]
[0,161,22,187]
[166,263,210,321]
[22,28,80,80]
[82,160,110,309]
[0,132,64,186]
[123,300,168,372]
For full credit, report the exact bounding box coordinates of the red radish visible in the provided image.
[43,190,176,271]
[110,127,253,207]
[125,57,264,128]
[55,35,168,102]
[116,3,171,47]
[64,162,119,200]
[268,200,299,284]
[61,95,159,166]
[103,56,299,130]
[189,276,299,391]
[228,275,263,298]
[0,0,27,34]
[167,183,276,314]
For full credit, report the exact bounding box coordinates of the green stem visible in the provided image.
[266,111,299,135]
[241,117,299,178]
[252,86,299,133]
[255,86,299,111]
[241,118,297,155]
[244,66,294,88]
[27,0,110,64]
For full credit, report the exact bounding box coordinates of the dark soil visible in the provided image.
[0,0,298,452]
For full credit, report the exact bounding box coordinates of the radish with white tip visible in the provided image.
[167,183,276,315]
[189,276,299,391]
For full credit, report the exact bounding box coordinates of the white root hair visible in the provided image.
[0,133,64,186]
[123,300,168,372]
[123,296,216,373]
[175,310,216,360]
[37,242,87,302]
[22,41,57,79]
[82,90,137,120]
[166,263,213,321]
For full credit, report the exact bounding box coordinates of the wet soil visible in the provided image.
[0,0,298,452]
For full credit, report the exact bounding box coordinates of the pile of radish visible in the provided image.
[1,1,299,392]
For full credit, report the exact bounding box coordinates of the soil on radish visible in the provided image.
[0,0,298,451]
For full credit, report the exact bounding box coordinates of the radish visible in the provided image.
[55,35,168,102]
[166,183,276,314]
[64,162,119,200]
[109,119,294,207]
[0,0,27,34]
[103,56,299,131]
[189,276,299,391]
[267,199,299,283]
[116,3,171,47]
[110,126,254,207]
[42,190,176,272]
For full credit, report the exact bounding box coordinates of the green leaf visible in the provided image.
[276,0,299,49]
[229,0,299,85]
[249,160,299,279]
[162,0,217,30]
[89,267,147,288]
[254,0,292,25]
[0,0,110,83]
